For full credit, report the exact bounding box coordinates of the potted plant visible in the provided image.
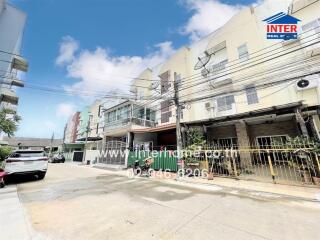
[183,128,206,176]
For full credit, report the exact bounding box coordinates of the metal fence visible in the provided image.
[185,141,320,186]
[127,150,178,172]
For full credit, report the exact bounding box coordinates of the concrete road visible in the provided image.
[15,163,320,240]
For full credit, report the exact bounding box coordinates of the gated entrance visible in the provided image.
[185,140,320,186]
[73,151,83,162]
[99,140,127,165]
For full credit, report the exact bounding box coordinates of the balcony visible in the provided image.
[105,117,156,130]
[104,101,156,133]
[0,88,18,105]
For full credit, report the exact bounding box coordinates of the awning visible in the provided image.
[12,56,28,72]
[76,137,103,142]
[132,123,176,133]
[186,102,304,126]
[0,88,18,105]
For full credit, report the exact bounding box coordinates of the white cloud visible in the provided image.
[55,36,79,66]
[181,0,244,42]
[181,0,297,42]
[56,102,76,118]
[58,38,175,98]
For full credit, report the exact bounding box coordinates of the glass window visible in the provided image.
[238,43,249,61]
[246,86,259,105]
[217,95,235,111]
[116,108,121,120]
[121,106,128,119]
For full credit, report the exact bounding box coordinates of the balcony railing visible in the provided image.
[105,117,155,130]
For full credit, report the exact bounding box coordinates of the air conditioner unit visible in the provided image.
[296,75,320,91]
[205,102,214,110]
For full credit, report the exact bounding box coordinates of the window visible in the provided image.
[217,95,235,111]
[245,86,259,105]
[238,43,249,61]
[116,108,121,120]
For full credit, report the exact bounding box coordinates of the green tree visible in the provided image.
[0,108,21,137]
[187,128,205,147]
[0,146,12,161]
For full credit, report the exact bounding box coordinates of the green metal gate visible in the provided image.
[127,150,178,171]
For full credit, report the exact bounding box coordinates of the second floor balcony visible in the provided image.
[104,101,156,132]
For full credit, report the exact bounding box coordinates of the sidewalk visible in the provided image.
[90,164,320,202]
[0,186,33,240]
[174,176,320,202]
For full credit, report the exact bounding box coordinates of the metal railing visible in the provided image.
[105,117,155,130]
[183,141,320,187]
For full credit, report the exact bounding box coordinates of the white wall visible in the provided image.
[0,3,26,81]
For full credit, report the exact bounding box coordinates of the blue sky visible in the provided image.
[11,0,256,139]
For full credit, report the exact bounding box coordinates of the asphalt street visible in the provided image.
[9,163,320,240]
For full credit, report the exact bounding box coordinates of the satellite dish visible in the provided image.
[194,51,211,70]
[297,79,309,88]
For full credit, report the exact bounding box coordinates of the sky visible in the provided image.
[10,0,258,139]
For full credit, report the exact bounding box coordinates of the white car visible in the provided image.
[5,150,48,179]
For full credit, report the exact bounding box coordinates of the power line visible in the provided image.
[178,51,320,102]
[178,37,320,93]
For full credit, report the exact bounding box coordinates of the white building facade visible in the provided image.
[0,0,28,141]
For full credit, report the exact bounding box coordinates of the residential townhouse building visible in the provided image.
[85,99,104,150]
[64,111,80,144]
[67,0,320,169]
[0,0,28,142]
[76,106,90,141]
[100,0,320,168]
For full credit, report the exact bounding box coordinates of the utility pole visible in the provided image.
[174,72,183,171]
[62,124,67,153]
[82,114,92,164]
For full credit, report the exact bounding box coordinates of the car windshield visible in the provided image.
[12,151,45,158]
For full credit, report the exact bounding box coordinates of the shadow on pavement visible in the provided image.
[4,174,42,185]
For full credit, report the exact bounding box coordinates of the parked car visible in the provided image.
[4,150,48,180]
[0,168,5,188]
[50,153,65,163]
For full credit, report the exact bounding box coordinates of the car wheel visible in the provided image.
[0,181,5,188]
[37,172,46,180]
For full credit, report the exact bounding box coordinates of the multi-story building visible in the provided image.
[66,0,320,169]
[76,106,90,141]
[117,0,320,167]
[0,0,27,111]
[64,111,80,143]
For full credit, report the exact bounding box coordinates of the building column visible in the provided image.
[125,132,133,168]
[310,115,320,141]
[102,134,106,151]
[295,108,309,138]
[235,121,253,168]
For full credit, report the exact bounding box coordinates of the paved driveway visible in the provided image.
[15,163,320,240]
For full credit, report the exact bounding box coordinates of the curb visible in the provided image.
[86,165,320,203]
[172,178,320,203]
